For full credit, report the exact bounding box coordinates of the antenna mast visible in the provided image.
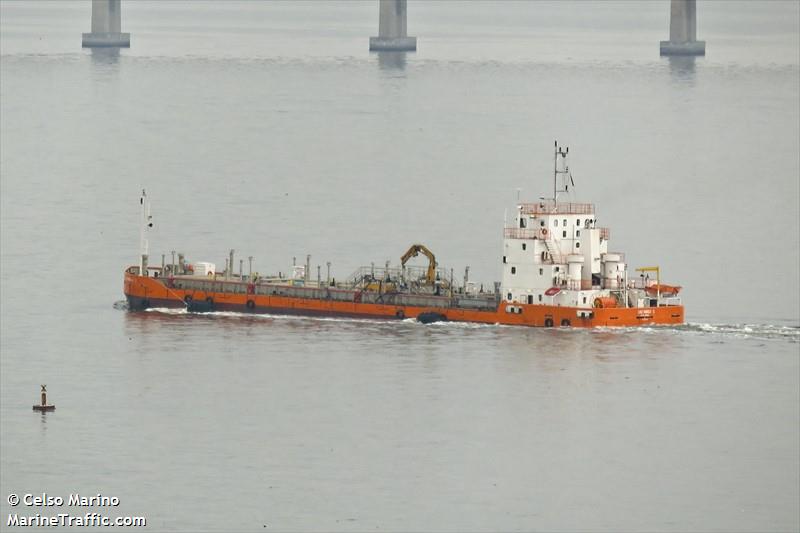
[553,140,570,203]
[139,189,152,273]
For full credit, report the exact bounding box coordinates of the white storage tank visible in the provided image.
[194,261,215,276]
[601,253,623,289]
[566,254,583,291]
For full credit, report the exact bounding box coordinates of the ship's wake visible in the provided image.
[115,303,799,341]
[591,322,800,342]
[680,322,799,341]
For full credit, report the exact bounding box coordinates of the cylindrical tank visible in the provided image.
[602,253,622,289]
[566,254,583,291]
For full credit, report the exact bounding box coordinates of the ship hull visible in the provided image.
[125,272,684,328]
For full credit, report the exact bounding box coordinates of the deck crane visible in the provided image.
[400,244,438,285]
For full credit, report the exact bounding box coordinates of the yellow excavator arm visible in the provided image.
[400,244,437,284]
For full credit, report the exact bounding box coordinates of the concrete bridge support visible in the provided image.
[369,0,416,51]
[660,0,705,55]
[82,0,130,48]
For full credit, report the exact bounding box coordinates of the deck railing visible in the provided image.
[503,227,539,239]
[519,200,595,215]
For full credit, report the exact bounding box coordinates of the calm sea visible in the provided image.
[1,1,798,531]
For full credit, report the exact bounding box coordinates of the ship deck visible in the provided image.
[128,267,500,312]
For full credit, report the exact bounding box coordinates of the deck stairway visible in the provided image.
[542,237,564,265]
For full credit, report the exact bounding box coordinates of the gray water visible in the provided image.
[1,1,799,531]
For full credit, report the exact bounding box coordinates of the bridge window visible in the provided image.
[554,219,558,227]
[555,266,560,272]
[540,220,545,227]
[527,295,533,304]
[503,255,506,263]
[576,230,581,237]
[576,242,580,248]
[519,218,527,228]
[539,268,543,275]
[511,267,516,274]
[562,230,567,238]
[563,219,567,226]
[583,296,587,304]
[538,294,543,302]
[507,292,512,301]
[522,243,526,251]
[577,219,581,226]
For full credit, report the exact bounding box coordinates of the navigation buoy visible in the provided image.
[32,384,55,412]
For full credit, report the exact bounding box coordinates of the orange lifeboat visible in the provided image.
[645,284,681,296]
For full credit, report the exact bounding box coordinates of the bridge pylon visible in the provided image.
[660,0,705,56]
[82,0,130,48]
[369,0,416,51]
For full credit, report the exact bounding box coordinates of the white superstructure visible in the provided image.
[500,142,674,310]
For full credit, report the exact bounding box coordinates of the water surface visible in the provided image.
[1,2,798,531]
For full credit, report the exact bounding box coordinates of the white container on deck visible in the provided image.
[194,262,215,276]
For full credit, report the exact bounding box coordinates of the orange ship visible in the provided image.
[124,143,684,328]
